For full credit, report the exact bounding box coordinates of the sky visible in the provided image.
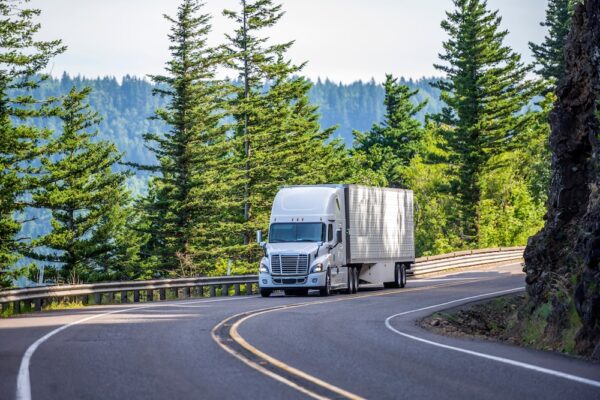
[29,0,548,83]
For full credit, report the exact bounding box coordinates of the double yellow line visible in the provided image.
[211,278,501,399]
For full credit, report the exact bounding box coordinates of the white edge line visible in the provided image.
[15,295,256,400]
[384,288,600,389]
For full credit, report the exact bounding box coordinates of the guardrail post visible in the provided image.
[195,286,203,297]
[159,289,166,301]
[146,289,153,301]
[13,301,20,314]
[209,285,216,297]
[1,302,8,314]
[246,282,253,295]
[234,284,240,296]
[107,292,115,303]
[94,293,102,305]
[121,291,128,303]
[222,284,229,296]
[34,298,42,312]
[183,287,190,299]
[133,290,140,303]
[172,288,179,299]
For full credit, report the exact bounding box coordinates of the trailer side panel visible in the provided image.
[346,185,414,264]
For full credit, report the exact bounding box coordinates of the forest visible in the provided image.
[0,0,572,286]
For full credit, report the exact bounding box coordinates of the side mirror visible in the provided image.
[256,230,263,244]
[336,228,343,244]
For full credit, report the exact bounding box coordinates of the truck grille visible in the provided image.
[271,254,309,275]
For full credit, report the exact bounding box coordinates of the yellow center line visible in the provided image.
[212,275,512,399]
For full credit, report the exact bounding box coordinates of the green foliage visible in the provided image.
[0,0,65,283]
[529,0,576,88]
[219,0,348,268]
[478,96,552,248]
[404,125,463,256]
[27,87,134,282]
[353,74,427,187]
[478,158,546,247]
[137,0,230,275]
[431,0,541,245]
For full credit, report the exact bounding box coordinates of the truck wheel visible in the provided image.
[344,267,353,294]
[352,267,359,293]
[260,289,272,297]
[399,264,407,288]
[319,272,331,297]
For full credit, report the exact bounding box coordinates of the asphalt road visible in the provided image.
[1,263,599,400]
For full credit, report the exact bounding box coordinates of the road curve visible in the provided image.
[1,263,598,400]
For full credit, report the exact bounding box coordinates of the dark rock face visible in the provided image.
[523,0,600,356]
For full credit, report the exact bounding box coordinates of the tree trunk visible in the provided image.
[523,0,600,356]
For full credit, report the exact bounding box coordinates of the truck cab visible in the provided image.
[257,185,347,297]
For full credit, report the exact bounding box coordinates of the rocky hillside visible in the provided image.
[523,0,600,357]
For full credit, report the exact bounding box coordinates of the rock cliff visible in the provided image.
[524,0,600,356]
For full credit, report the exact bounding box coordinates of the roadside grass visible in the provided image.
[421,292,586,358]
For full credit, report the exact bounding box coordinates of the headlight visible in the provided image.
[310,263,324,273]
[259,263,269,273]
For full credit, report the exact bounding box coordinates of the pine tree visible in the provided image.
[529,0,576,87]
[432,0,539,244]
[28,87,132,282]
[352,74,426,187]
[138,0,229,275]
[221,0,347,266]
[0,0,65,281]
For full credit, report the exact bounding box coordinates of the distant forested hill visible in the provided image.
[311,77,441,144]
[20,74,442,162]
[13,73,443,249]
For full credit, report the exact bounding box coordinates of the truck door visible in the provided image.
[329,222,346,286]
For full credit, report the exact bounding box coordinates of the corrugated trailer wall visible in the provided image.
[345,185,415,264]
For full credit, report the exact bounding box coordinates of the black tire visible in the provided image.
[399,264,407,288]
[384,264,403,289]
[319,271,331,297]
[352,267,359,293]
[260,289,272,297]
[343,267,353,294]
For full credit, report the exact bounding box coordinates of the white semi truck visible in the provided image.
[257,185,414,297]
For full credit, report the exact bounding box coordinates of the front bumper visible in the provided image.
[259,271,327,289]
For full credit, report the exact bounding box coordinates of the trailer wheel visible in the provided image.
[385,264,404,289]
[399,264,407,288]
[260,289,272,297]
[319,271,331,297]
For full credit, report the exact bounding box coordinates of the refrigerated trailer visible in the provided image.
[257,184,414,297]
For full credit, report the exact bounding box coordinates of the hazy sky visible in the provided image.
[29,0,548,83]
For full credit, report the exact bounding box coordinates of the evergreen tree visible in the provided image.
[0,0,65,282]
[138,0,229,275]
[432,0,539,244]
[222,0,347,265]
[28,87,133,282]
[352,74,426,187]
[404,123,463,256]
[529,0,576,87]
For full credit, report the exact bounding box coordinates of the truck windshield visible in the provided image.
[269,223,326,243]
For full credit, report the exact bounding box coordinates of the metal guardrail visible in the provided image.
[410,246,524,276]
[0,247,524,315]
